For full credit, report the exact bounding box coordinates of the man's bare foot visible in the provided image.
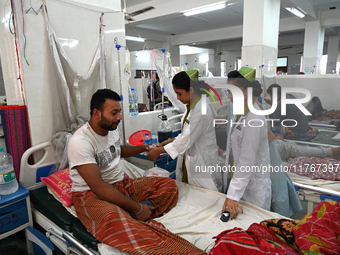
[331,147,340,161]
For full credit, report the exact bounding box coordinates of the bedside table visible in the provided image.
[0,183,33,253]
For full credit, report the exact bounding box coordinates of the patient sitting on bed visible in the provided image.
[67,89,187,253]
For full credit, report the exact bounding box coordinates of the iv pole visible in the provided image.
[115,43,126,145]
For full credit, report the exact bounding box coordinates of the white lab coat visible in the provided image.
[224,101,271,210]
[164,98,222,192]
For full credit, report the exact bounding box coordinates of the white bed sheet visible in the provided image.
[99,181,284,254]
[288,172,340,194]
[153,181,284,252]
[49,159,284,254]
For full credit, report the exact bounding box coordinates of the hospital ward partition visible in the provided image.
[19,142,284,255]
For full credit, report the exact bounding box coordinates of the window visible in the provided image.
[320,55,328,74]
[220,61,225,76]
[277,57,288,73]
[277,57,288,67]
[237,59,242,70]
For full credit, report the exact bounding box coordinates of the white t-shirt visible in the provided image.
[68,123,124,192]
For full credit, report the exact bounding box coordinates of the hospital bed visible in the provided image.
[288,172,340,214]
[284,129,340,213]
[19,141,284,255]
[284,130,340,214]
[285,129,340,147]
[284,129,340,207]
[309,121,339,131]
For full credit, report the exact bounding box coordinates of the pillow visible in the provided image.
[41,168,73,207]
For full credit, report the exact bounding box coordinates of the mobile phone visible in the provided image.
[220,211,230,222]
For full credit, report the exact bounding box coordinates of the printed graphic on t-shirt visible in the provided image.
[109,145,115,154]
[95,144,120,168]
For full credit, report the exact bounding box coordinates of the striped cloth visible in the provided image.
[73,176,206,255]
[209,227,288,255]
[0,105,31,181]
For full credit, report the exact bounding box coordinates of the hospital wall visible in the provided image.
[0,61,5,150]
[180,54,208,76]
[286,55,302,75]
[221,51,241,75]
[128,79,182,137]
[130,50,163,78]
[128,109,180,140]
[129,78,149,105]
[0,0,130,147]
[0,60,5,101]
[276,75,340,111]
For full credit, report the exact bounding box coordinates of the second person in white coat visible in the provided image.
[147,71,222,192]
[222,71,272,219]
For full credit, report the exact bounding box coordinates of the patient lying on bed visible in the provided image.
[274,133,340,161]
[267,83,317,138]
[68,89,205,255]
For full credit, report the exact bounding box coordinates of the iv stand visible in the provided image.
[161,48,166,116]
[115,43,126,145]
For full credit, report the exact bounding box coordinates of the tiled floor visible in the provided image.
[290,200,309,220]
[0,226,65,255]
[0,229,28,255]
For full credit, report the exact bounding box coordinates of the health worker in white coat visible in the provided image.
[222,70,271,219]
[147,71,222,192]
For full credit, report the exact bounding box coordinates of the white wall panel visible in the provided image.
[1,0,127,146]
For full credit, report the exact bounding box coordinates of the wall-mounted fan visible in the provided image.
[215,51,225,56]
[279,46,293,51]
[123,0,155,21]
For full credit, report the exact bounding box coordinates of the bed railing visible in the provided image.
[19,141,99,254]
[20,141,57,190]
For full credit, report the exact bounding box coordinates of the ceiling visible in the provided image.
[122,0,340,55]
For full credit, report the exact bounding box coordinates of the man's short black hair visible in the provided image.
[90,89,121,116]
[267,83,281,96]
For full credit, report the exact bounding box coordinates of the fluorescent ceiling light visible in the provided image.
[126,36,145,42]
[285,7,305,18]
[183,2,226,16]
[104,29,124,34]
[199,55,209,63]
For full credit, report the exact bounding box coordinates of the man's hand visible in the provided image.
[121,144,150,158]
[274,133,284,140]
[135,204,155,221]
[146,147,163,161]
[160,138,175,146]
[222,198,243,220]
[218,148,226,157]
